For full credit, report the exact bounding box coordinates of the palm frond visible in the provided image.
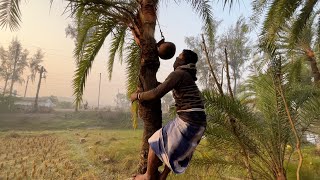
[260,0,303,55]
[107,26,127,80]
[73,12,102,62]
[299,95,320,130]
[125,40,140,96]
[250,0,270,28]
[125,40,140,128]
[72,23,113,109]
[289,0,318,48]
[0,0,21,31]
[180,0,215,45]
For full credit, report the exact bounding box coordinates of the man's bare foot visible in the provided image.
[159,173,168,180]
[133,174,149,180]
[133,171,160,180]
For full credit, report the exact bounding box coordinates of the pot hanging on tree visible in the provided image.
[157,39,176,60]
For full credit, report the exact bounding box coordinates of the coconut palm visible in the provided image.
[0,0,216,173]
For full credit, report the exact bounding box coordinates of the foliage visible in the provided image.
[186,16,251,94]
[202,52,320,179]
[0,0,21,30]
[29,49,44,82]
[218,16,251,94]
[0,94,15,112]
[252,0,320,55]
[114,92,130,111]
[0,39,28,97]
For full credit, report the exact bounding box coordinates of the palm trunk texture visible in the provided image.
[136,0,162,174]
[2,77,8,96]
[305,48,320,83]
[34,67,44,112]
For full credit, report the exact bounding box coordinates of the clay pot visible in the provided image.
[157,39,176,60]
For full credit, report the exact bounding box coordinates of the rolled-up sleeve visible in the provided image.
[139,71,182,101]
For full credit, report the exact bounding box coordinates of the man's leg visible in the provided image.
[159,165,171,180]
[134,146,162,180]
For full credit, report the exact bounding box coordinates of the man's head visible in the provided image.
[173,49,198,69]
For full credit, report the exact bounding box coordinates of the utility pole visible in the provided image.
[98,73,101,109]
[24,76,29,97]
[34,66,46,112]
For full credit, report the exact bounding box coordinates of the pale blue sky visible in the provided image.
[0,1,253,106]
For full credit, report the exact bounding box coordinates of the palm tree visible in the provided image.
[29,49,45,112]
[252,0,320,85]
[251,0,320,49]
[276,13,320,84]
[71,0,216,173]
[0,0,216,173]
[203,56,320,179]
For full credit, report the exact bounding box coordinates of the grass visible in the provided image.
[0,111,319,179]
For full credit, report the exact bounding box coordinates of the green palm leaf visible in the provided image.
[107,26,127,80]
[125,40,140,128]
[289,0,318,48]
[72,23,114,109]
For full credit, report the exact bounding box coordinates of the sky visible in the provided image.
[0,1,252,107]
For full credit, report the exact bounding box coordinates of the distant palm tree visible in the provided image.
[29,49,45,112]
[0,0,216,173]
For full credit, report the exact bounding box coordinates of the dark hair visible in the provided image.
[182,49,198,64]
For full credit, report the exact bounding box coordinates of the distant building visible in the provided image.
[14,97,55,108]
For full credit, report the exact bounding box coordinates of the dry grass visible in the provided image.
[0,132,83,179]
[0,130,142,180]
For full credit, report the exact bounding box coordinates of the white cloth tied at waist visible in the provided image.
[176,108,205,113]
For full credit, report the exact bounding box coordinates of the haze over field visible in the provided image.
[0,1,251,107]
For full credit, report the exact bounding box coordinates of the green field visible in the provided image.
[0,111,319,179]
[0,111,217,179]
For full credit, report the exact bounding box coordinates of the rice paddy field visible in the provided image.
[0,111,319,179]
[0,111,216,179]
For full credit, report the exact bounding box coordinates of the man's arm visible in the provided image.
[134,71,182,101]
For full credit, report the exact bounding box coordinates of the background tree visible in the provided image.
[29,49,44,82]
[218,16,251,95]
[33,65,47,112]
[185,32,220,89]
[0,46,11,95]
[161,93,174,113]
[7,39,28,97]
[114,92,130,111]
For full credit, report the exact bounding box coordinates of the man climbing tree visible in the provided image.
[131,50,206,179]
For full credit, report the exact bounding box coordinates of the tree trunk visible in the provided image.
[276,172,287,180]
[24,76,29,97]
[136,0,162,174]
[305,48,320,83]
[34,67,44,112]
[233,73,237,96]
[2,77,9,96]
